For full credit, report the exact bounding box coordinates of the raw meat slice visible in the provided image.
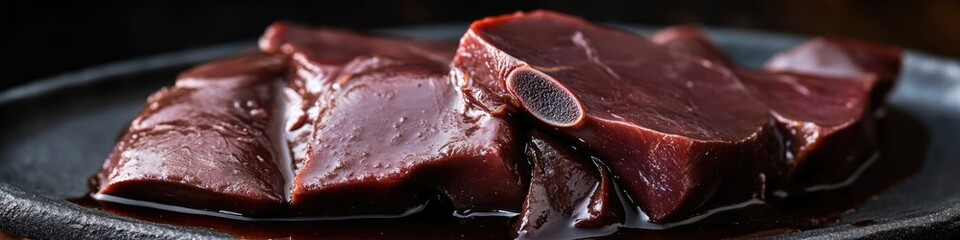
[259,22,458,169]
[290,65,526,215]
[765,37,902,107]
[652,26,879,187]
[96,53,290,216]
[261,23,527,215]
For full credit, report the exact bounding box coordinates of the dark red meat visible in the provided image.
[93,15,901,233]
[96,53,291,216]
[261,23,527,215]
[652,26,880,187]
[765,37,902,106]
[515,130,622,239]
[453,11,780,222]
[259,22,456,170]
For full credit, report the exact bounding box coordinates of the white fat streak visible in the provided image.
[571,31,620,80]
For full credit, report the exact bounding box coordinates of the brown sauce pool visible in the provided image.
[71,108,927,239]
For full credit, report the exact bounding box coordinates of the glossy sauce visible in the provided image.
[73,108,926,239]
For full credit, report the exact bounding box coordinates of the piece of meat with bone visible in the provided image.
[261,23,527,215]
[95,53,291,216]
[515,130,622,239]
[764,37,902,108]
[453,10,780,222]
[652,26,881,189]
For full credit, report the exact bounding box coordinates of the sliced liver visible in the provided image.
[259,22,457,169]
[290,66,526,215]
[652,26,879,188]
[262,23,527,215]
[764,37,902,107]
[96,53,290,216]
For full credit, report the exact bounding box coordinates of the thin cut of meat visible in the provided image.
[259,22,457,170]
[261,23,527,215]
[515,130,622,239]
[453,11,780,222]
[291,66,526,215]
[652,26,880,187]
[96,53,291,216]
[764,37,902,107]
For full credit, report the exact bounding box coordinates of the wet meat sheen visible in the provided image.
[453,11,778,222]
[515,130,622,239]
[261,23,527,215]
[96,53,290,216]
[259,22,457,172]
[89,11,908,239]
[291,66,525,215]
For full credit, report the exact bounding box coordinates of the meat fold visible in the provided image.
[652,26,880,188]
[261,23,527,215]
[764,37,902,108]
[453,11,780,222]
[514,130,622,239]
[96,53,291,216]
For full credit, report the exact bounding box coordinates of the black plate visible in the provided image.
[1,25,959,239]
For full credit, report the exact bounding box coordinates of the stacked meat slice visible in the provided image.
[652,26,888,189]
[95,10,902,235]
[261,23,527,216]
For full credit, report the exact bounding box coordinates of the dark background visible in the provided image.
[3,0,959,91]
